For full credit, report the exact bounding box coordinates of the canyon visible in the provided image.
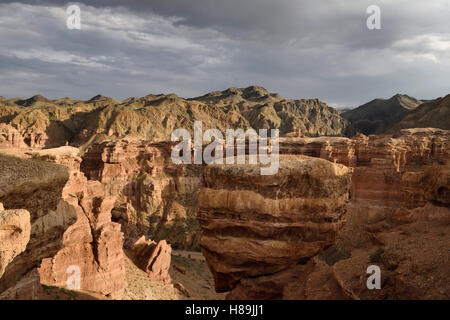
[0,127,448,299]
[0,88,449,299]
[200,128,450,299]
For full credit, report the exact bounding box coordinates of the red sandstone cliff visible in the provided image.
[0,148,126,299]
[0,127,448,300]
[198,128,450,299]
[198,155,353,298]
[80,139,203,250]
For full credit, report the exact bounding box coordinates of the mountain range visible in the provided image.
[1,86,449,151]
[341,94,423,135]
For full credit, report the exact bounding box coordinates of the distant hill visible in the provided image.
[0,86,352,150]
[342,94,422,135]
[387,94,450,133]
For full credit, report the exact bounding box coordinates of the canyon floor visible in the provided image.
[0,127,449,300]
[123,250,225,300]
[0,249,223,300]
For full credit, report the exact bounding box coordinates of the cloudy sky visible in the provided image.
[0,0,449,108]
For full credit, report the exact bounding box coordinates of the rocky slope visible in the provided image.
[342,94,422,135]
[198,128,450,299]
[0,148,126,299]
[0,86,351,150]
[388,94,450,133]
[80,139,203,250]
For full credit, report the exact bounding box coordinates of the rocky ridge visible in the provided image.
[388,94,450,133]
[0,86,352,151]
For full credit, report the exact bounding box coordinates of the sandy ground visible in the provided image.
[123,250,225,300]
[1,251,225,300]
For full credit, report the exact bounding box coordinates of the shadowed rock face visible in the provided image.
[0,149,126,299]
[342,94,422,135]
[388,94,450,133]
[198,155,353,294]
[198,128,450,299]
[0,154,71,293]
[0,204,30,279]
[35,150,126,299]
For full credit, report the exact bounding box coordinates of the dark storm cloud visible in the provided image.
[0,0,449,107]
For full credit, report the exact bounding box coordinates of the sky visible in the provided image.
[0,0,449,108]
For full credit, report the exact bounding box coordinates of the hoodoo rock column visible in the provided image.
[198,155,353,299]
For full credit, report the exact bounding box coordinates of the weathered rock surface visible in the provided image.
[0,203,31,279]
[198,155,353,296]
[0,123,49,149]
[131,236,172,282]
[0,124,25,148]
[289,129,449,299]
[81,139,203,250]
[0,154,72,293]
[35,149,126,298]
[199,128,449,299]
[279,128,449,212]
[0,148,126,299]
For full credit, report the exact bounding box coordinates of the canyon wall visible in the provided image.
[0,148,126,299]
[198,155,353,298]
[0,127,448,299]
[279,128,449,223]
[198,128,450,299]
[0,153,72,293]
[0,203,30,279]
[0,123,48,149]
[0,124,25,148]
[80,139,203,250]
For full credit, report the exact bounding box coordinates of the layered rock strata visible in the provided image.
[0,203,31,279]
[198,128,449,299]
[130,236,172,282]
[0,154,72,293]
[198,155,353,296]
[81,139,203,249]
[0,148,126,299]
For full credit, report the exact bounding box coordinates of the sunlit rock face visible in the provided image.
[0,204,30,279]
[199,129,450,299]
[0,149,126,299]
[81,139,203,250]
[198,155,353,295]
